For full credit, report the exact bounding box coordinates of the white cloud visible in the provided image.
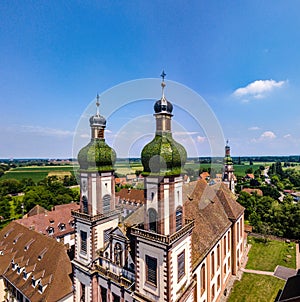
[233,79,286,100]
[174,131,199,136]
[248,126,260,131]
[283,134,292,139]
[196,136,206,143]
[21,125,74,137]
[251,131,277,143]
[80,133,90,138]
[260,131,276,140]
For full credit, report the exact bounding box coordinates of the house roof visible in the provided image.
[16,202,80,239]
[183,180,234,268]
[278,273,300,301]
[25,205,47,218]
[199,172,210,179]
[116,188,144,204]
[0,221,72,302]
[115,178,127,185]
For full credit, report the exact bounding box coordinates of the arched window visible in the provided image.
[114,243,122,266]
[148,208,158,233]
[103,194,111,213]
[82,196,88,214]
[175,206,183,231]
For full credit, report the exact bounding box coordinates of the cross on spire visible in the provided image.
[161,70,166,81]
[96,94,100,115]
[160,70,167,99]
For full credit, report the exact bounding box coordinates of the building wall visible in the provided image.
[74,268,92,302]
[170,235,192,301]
[194,227,235,302]
[136,240,166,302]
[0,278,5,301]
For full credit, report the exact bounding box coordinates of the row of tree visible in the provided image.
[0,175,79,222]
[238,191,300,239]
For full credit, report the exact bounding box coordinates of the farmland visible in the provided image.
[1,166,76,183]
[0,160,266,183]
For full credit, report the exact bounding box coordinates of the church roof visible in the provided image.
[123,205,144,227]
[124,179,244,270]
[212,183,244,220]
[183,180,233,268]
[0,221,72,302]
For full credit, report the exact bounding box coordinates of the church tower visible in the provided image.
[222,140,235,193]
[132,73,195,302]
[72,96,119,302]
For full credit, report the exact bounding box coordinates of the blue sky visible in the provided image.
[1,1,300,158]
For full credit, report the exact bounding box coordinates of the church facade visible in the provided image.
[72,79,245,302]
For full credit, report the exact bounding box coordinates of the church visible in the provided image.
[72,76,245,302]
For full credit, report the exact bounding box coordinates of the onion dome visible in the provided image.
[89,114,106,127]
[141,132,187,176]
[154,98,173,114]
[141,71,187,176]
[78,139,116,172]
[78,95,116,172]
[224,140,233,165]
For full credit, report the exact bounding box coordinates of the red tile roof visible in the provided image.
[183,180,233,267]
[16,202,80,239]
[199,172,210,179]
[116,188,144,204]
[0,221,72,302]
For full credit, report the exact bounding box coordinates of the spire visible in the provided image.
[96,94,100,116]
[160,70,167,102]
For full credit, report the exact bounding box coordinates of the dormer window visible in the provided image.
[31,277,36,287]
[38,282,43,293]
[4,228,13,238]
[23,271,28,280]
[12,262,17,271]
[13,233,23,244]
[38,248,48,261]
[69,220,75,228]
[47,227,54,235]
[49,219,54,224]
[17,266,23,275]
[58,223,66,231]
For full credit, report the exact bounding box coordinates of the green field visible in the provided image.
[246,236,296,271]
[228,273,284,302]
[0,160,267,183]
[1,166,76,183]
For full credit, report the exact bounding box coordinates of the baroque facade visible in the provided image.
[72,80,245,302]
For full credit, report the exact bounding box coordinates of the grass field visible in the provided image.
[228,273,284,302]
[1,160,266,182]
[1,166,76,183]
[246,236,296,271]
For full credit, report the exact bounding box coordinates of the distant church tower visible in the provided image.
[222,140,235,193]
[132,72,195,301]
[72,95,119,302]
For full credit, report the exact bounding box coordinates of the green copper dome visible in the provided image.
[78,138,116,172]
[141,132,187,176]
